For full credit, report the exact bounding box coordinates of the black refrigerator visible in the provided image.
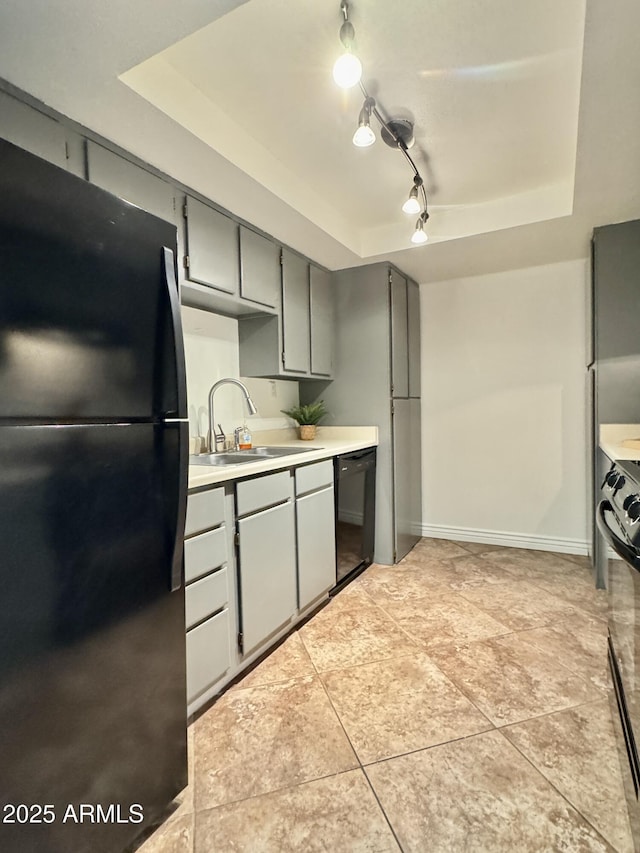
[589,218,640,588]
[0,139,189,853]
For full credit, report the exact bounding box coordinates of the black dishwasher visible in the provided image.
[333,448,377,591]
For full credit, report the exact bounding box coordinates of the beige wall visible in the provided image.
[420,258,589,553]
[181,306,299,444]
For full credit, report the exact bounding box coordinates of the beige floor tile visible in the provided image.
[459,580,582,631]
[503,701,633,853]
[560,552,593,571]
[234,631,316,689]
[298,599,417,673]
[527,572,608,621]
[193,676,357,810]
[429,632,603,726]
[415,553,523,592]
[366,729,611,852]
[480,546,586,579]
[406,536,471,561]
[357,559,457,603]
[381,592,511,647]
[194,770,400,853]
[321,652,492,763]
[135,814,193,853]
[456,541,507,556]
[518,613,609,689]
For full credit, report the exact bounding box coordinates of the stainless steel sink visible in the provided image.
[189,446,323,467]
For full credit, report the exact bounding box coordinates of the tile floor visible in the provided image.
[138,539,634,853]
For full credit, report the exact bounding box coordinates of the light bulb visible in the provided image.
[333,52,362,88]
[411,218,429,245]
[402,194,420,215]
[353,124,375,147]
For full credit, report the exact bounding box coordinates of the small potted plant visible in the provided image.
[281,401,328,440]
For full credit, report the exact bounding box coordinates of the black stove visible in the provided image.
[601,459,640,547]
[599,457,640,843]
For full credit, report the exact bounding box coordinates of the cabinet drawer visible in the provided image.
[184,526,227,583]
[185,487,225,536]
[185,567,229,629]
[186,609,231,703]
[236,470,292,516]
[295,460,334,496]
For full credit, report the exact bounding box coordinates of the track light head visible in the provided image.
[353,98,376,147]
[333,52,362,88]
[411,211,429,245]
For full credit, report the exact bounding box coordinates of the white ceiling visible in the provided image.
[0,0,639,283]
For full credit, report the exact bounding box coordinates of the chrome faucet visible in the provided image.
[208,378,257,452]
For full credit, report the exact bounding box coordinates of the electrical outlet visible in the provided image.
[270,380,277,398]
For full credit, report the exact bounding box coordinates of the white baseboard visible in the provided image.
[338,510,364,525]
[419,523,589,556]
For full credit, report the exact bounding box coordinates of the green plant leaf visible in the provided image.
[280,400,328,425]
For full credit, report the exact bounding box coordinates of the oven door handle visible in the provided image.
[597,500,640,571]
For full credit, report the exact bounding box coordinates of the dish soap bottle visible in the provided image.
[238,423,252,450]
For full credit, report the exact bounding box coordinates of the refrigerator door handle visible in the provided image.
[597,500,640,571]
[162,247,188,420]
[171,421,189,591]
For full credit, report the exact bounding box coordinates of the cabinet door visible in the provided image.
[184,196,239,295]
[0,90,67,168]
[237,501,296,653]
[390,271,409,398]
[310,266,334,377]
[407,280,421,398]
[86,141,176,224]
[282,250,310,374]
[239,226,280,308]
[392,398,420,561]
[297,486,336,609]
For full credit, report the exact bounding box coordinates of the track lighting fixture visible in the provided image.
[411,212,429,245]
[331,1,430,245]
[332,1,362,88]
[402,177,422,215]
[353,98,376,147]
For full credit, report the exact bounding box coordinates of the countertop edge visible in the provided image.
[188,435,378,490]
[600,424,640,462]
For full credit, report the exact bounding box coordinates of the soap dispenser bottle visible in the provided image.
[238,423,252,450]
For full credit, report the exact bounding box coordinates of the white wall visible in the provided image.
[420,258,589,553]
[181,305,299,444]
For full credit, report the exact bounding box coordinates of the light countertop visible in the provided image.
[600,424,640,461]
[188,426,378,490]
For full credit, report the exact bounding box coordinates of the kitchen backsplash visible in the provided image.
[181,305,299,443]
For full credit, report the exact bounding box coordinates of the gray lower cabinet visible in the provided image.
[239,225,280,309]
[184,487,233,712]
[296,461,336,610]
[184,195,239,295]
[0,89,67,169]
[236,473,297,655]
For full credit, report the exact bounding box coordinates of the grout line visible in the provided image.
[315,673,405,852]
[494,726,617,850]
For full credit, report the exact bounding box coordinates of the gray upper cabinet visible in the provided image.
[239,226,280,309]
[282,250,310,374]
[0,90,67,169]
[86,141,176,224]
[407,280,421,398]
[391,271,409,398]
[309,265,334,377]
[184,196,239,296]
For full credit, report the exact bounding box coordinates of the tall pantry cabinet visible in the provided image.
[302,263,422,565]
